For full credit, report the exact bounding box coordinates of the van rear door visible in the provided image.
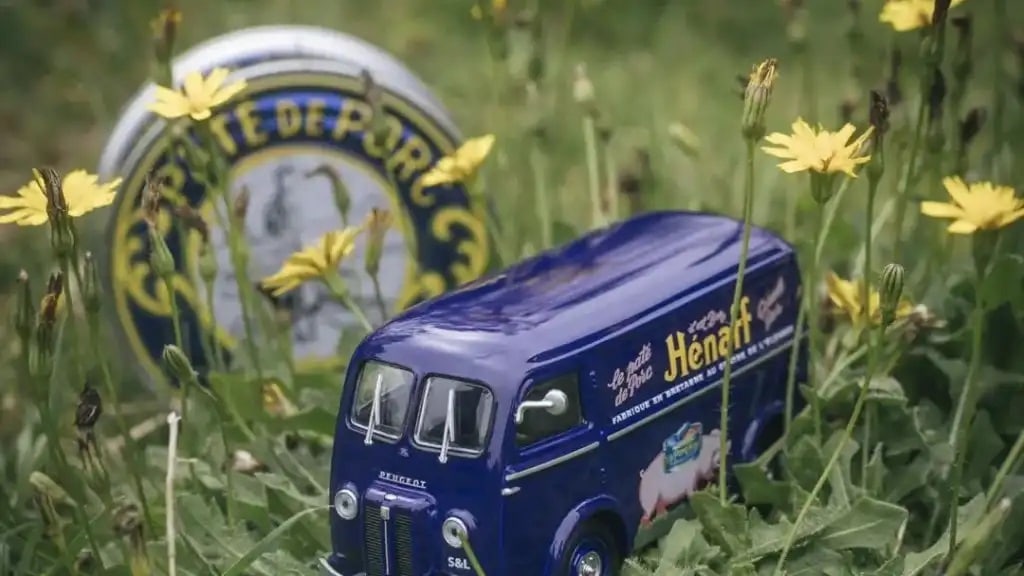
[500,366,604,575]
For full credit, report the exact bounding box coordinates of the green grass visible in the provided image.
[3,0,1024,574]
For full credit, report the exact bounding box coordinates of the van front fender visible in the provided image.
[543,495,627,576]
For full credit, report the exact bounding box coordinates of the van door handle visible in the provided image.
[501,487,520,496]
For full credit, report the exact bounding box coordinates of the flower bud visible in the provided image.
[150,8,182,70]
[879,263,905,327]
[198,242,217,284]
[741,58,779,142]
[162,344,196,383]
[82,252,102,316]
[147,221,176,281]
[573,63,596,113]
[363,208,393,278]
[360,69,394,157]
[35,168,75,259]
[36,272,63,358]
[173,204,209,243]
[867,90,889,182]
[307,165,352,226]
[14,270,34,345]
[232,186,250,222]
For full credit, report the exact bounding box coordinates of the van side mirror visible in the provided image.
[514,389,568,425]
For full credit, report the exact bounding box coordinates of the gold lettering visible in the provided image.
[332,99,370,141]
[664,331,689,382]
[364,115,403,158]
[276,99,303,138]
[738,296,752,346]
[207,113,237,156]
[715,326,731,358]
[689,338,705,370]
[430,207,488,286]
[235,101,267,148]
[390,134,432,181]
[305,98,327,137]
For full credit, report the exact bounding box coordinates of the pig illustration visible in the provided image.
[638,429,729,527]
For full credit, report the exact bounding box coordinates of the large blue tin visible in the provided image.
[322,210,809,576]
[96,26,491,383]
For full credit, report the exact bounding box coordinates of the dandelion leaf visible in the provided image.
[657,518,721,570]
[901,493,986,576]
[821,432,859,509]
[734,460,791,509]
[817,497,908,552]
[689,490,750,555]
[787,435,826,495]
[771,546,848,576]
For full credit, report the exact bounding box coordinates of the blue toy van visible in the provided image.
[321,210,807,576]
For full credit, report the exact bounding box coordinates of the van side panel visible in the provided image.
[591,257,802,550]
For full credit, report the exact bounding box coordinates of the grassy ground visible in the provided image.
[3,0,1024,574]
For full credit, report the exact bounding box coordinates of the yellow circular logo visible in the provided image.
[106,69,491,383]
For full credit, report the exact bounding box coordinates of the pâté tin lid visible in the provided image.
[97,26,492,384]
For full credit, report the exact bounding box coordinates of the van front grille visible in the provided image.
[363,502,417,576]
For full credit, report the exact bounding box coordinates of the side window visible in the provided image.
[515,373,583,448]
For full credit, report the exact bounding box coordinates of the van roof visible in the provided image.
[359,210,795,387]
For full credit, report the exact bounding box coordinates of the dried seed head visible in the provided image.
[360,69,393,154]
[230,449,268,474]
[141,175,163,226]
[198,242,217,283]
[869,90,891,136]
[173,204,209,242]
[161,344,196,384]
[74,384,103,431]
[879,263,905,327]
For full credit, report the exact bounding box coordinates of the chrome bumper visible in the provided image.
[318,556,364,576]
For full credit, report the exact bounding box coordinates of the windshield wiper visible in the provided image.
[363,373,383,445]
[438,388,456,463]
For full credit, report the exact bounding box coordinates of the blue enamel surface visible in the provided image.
[326,210,808,576]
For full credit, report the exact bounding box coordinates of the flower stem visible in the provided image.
[774,320,883,575]
[324,273,374,334]
[370,274,388,324]
[945,276,987,561]
[718,139,757,503]
[166,411,181,576]
[530,142,553,250]
[807,201,826,442]
[860,172,880,483]
[985,427,1024,510]
[582,114,603,230]
[202,278,226,372]
[891,85,928,265]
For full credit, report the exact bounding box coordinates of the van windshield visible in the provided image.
[350,361,415,439]
[414,376,494,456]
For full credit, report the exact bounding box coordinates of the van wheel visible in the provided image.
[556,521,622,576]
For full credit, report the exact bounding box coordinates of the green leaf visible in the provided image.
[657,518,721,572]
[884,453,932,503]
[822,432,859,509]
[864,376,908,407]
[778,546,849,576]
[689,491,750,555]
[734,461,791,509]
[220,505,324,576]
[902,494,986,576]
[817,497,908,553]
[788,436,825,495]
[965,410,1004,492]
[981,254,1024,312]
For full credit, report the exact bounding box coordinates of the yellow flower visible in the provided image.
[826,271,913,328]
[419,134,496,188]
[260,227,361,296]
[0,170,122,226]
[148,67,247,122]
[762,118,874,177]
[920,177,1024,234]
[880,0,969,32]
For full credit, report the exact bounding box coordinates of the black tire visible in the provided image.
[554,520,623,576]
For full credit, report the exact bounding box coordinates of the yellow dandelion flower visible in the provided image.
[420,134,496,188]
[825,271,913,328]
[920,177,1024,234]
[148,67,247,122]
[260,227,362,297]
[880,0,969,32]
[471,0,507,21]
[762,118,874,177]
[0,170,122,226]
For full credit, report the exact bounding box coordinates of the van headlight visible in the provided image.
[333,488,359,520]
[441,516,468,548]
